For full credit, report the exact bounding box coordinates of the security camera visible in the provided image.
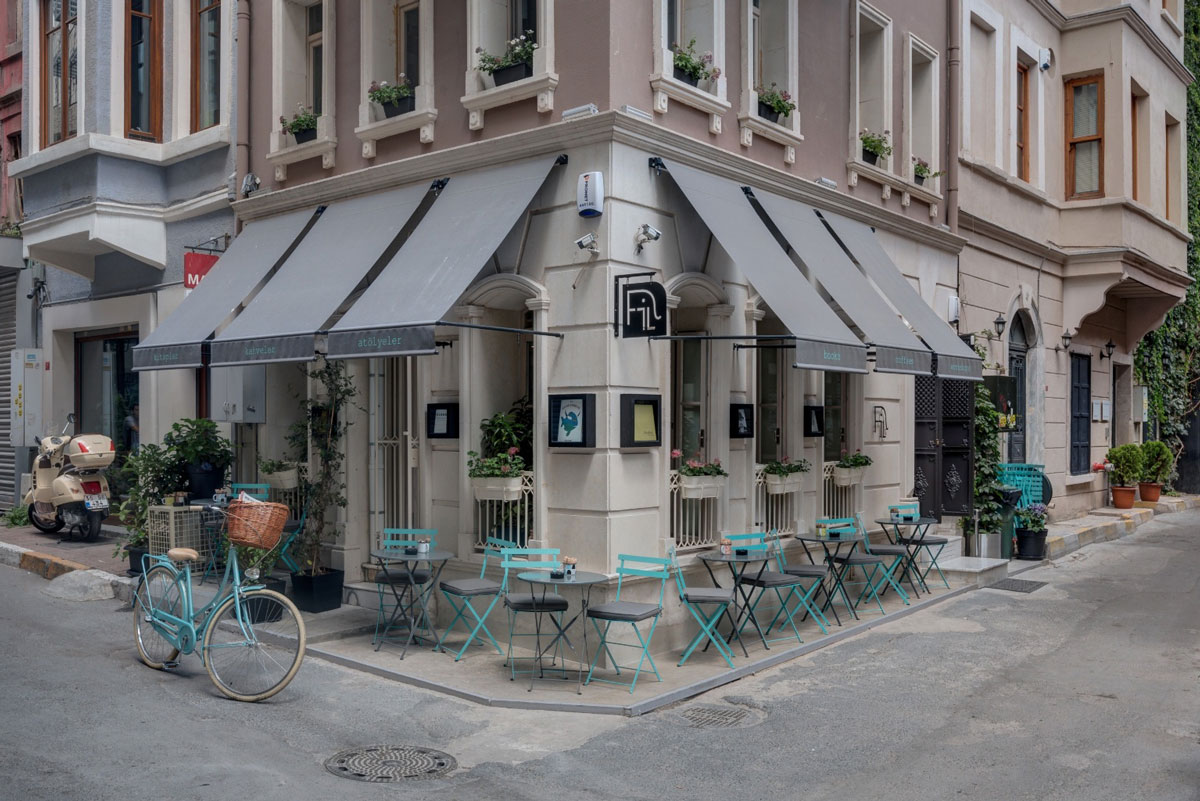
[241,172,261,198]
[634,223,662,254]
[575,232,598,252]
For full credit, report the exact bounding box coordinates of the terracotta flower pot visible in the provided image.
[1138,482,1162,503]
[1111,486,1137,509]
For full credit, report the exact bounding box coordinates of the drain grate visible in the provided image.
[990,578,1047,594]
[679,704,756,729]
[324,746,456,782]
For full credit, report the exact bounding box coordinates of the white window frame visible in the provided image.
[737,0,802,164]
[306,6,323,114]
[461,0,557,131]
[267,0,337,182]
[356,0,437,157]
[852,2,892,169]
[961,0,1004,166]
[649,0,730,135]
[1009,24,1045,189]
[904,34,939,190]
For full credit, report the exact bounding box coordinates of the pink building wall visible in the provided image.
[0,0,21,224]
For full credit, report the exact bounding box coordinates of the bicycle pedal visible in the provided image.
[162,661,179,670]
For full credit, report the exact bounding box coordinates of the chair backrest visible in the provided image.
[232,483,270,501]
[481,536,516,577]
[726,532,767,545]
[853,512,878,555]
[668,546,689,600]
[499,547,560,592]
[382,528,438,549]
[613,553,672,607]
[887,502,920,519]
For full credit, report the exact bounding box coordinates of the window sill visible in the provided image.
[1065,473,1098,488]
[737,113,804,164]
[846,158,942,219]
[355,107,439,158]
[1161,7,1183,36]
[11,125,232,178]
[649,73,730,135]
[460,71,558,131]
[264,135,338,182]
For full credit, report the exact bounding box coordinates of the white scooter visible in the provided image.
[23,413,116,541]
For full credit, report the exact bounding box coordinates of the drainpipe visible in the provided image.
[947,0,961,234]
[235,0,252,232]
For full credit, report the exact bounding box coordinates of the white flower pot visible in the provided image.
[765,473,804,495]
[679,474,725,499]
[472,476,523,502]
[263,467,299,490]
[833,466,866,487]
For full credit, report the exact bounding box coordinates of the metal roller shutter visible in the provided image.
[0,270,16,506]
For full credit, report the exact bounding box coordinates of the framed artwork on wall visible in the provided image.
[548,394,596,448]
[729,404,754,439]
[426,403,460,438]
[620,394,662,447]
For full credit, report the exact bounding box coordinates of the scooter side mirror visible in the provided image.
[66,413,76,424]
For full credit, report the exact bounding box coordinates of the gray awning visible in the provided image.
[819,212,983,381]
[661,160,867,373]
[131,208,316,371]
[209,182,432,367]
[326,155,560,359]
[750,190,933,377]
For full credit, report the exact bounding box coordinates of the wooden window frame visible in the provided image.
[1130,91,1139,202]
[41,0,79,147]
[394,1,420,86]
[1065,74,1104,200]
[125,0,163,142]
[1015,62,1029,182]
[191,0,221,133]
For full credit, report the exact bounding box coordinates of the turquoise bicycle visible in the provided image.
[132,502,307,702]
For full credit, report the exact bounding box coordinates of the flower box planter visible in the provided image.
[262,467,299,490]
[765,473,804,495]
[493,62,534,86]
[380,96,416,118]
[292,128,317,145]
[914,174,926,186]
[679,474,725,499]
[757,101,781,124]
[1138,482,1162,503]
[1014,528,1048,560]
[1110,486,1137,509]
[833,466,867,487]
[471,476,523,502]
[861,149,879,166]
[673,66,700,87]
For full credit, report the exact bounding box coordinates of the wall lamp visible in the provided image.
[1057,329,1073,352]
[1099,339,1116,360]
[992,312,1007,338]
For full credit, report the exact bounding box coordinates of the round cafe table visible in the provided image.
[517,570,607,694]
[794,531,866,625]
[874,516,939,595]
[371,548,454,658]
[697,549,773,653]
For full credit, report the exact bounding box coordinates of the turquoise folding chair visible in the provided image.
[586,554,671,693]
[435,537,511,661]
[818,517,907,618]
[734,532,824,647]
[501,547,568,685]
[373,529,439,650]
[276,499,308,575]
[885,503,950,590]
[670,546,737,668]
[757,532,831,639]
[856,511,920,598]
[231,483,270,500]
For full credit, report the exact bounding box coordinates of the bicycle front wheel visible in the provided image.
[202,589,306,702]
[133,565,182,669]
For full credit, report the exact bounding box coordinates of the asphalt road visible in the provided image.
[2,511,1200,801]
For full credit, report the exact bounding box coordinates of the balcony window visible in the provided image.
[127,0,163,142]
[907,36,938,187]
[192,0,221,132]
[357,0,437,156]
[307,4,324,115]
[267,0,337,180]
[41,0,78,146]
[1066,74,1103,199]
[462,0,557,131]
[1016,63,1028,182]
[856,3,891,166]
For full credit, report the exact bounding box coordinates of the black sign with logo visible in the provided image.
[621,281,667,338]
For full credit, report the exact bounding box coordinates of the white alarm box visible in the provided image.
[577,172,604,217]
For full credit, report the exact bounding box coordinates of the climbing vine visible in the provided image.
[1133,0,1200,474]
[962,384,1003,548]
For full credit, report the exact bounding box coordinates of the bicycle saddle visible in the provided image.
[167,548,200,562]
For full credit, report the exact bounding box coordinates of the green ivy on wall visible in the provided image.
[1133,1,1200,473]
[962,384,1003,547]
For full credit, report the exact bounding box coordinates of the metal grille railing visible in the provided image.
[474,471,535,549]
[669,470,721,550]
[753,466,798,536]
[822,462,857,520]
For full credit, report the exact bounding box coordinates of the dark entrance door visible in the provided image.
[914,374,975,521]
[1007,316,1029,462]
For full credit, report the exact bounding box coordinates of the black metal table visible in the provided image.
[794,532,865,624]
[518,570,607,694]
[874,516,938,595]
[371,548,454,658]
[697,550,771,652]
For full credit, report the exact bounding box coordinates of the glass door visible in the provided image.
[75,331,139,450]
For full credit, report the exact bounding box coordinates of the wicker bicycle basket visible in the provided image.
[225,500,289,550]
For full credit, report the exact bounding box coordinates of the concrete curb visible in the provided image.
[0,541,136,601]
[1045,495,1200,560]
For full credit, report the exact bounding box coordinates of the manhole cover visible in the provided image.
[990,578,1047,594]
[324,746,456,782]
[679,704,758,729]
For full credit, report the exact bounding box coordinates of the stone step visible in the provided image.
[938,556,1009,588]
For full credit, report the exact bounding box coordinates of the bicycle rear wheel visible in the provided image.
[133,565,182,669]
[203,589,306,702]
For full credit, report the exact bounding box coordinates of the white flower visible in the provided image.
[532,42,539,48]
[520,34,526,40]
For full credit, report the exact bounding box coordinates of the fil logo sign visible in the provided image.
[184,252,220,291]
[621,281,667,338]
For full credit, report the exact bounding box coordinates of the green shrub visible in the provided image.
[1106,443,1145,487]
[1140,440,1173,484]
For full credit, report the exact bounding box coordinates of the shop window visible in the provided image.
[823,372,846,463]
[462,0,557,131]
[267,0,337,180]
[75,332,140,455]
[855,3,891,166]
[356,0,436,156]
[191,1,221,132]
[41,0,79,147]
[1066,74,1103,199]
[907,35,938,186]
[649,0,728,135]
[672,339,707,461]
[1165,114,1180,224]
[1069,353,1091,475]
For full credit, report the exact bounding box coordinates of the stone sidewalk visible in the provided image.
[1045,494,1200,559]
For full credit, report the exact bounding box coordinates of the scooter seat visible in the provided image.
[167,548,200,562]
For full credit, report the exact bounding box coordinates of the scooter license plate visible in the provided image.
[84,494,108,511]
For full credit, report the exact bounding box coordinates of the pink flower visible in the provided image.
[686,459,701,469]
[501,465,511,474]
[709,67,722,80]
[507,446,519,456]
[671,449,682,459]
[713,459,721,466]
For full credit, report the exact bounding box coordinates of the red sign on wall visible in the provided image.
[184,252,220,290]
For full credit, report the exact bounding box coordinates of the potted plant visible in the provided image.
[257,457,300,490]
[755,83,796,124]
[112,443,181,575]
[833,449,872,487]
[468,448,526,501]
[1106,443,1144,509]
[1139,440,1173,502]
[162,418,232,501]
[368,76,414,118]
[287,360,358,613]
[476,30,539,86]
[859,128,892,166]
[673,450,728,499]
[911,156,944,186]
[761,457,810,495]
[279,103,318,144]
[1014,502,1049,560]
[671,38,719,87]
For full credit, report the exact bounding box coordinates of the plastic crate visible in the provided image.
[997,463,1045,507]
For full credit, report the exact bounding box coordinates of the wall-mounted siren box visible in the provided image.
[947,295,960,324]
[577,172,604,217]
